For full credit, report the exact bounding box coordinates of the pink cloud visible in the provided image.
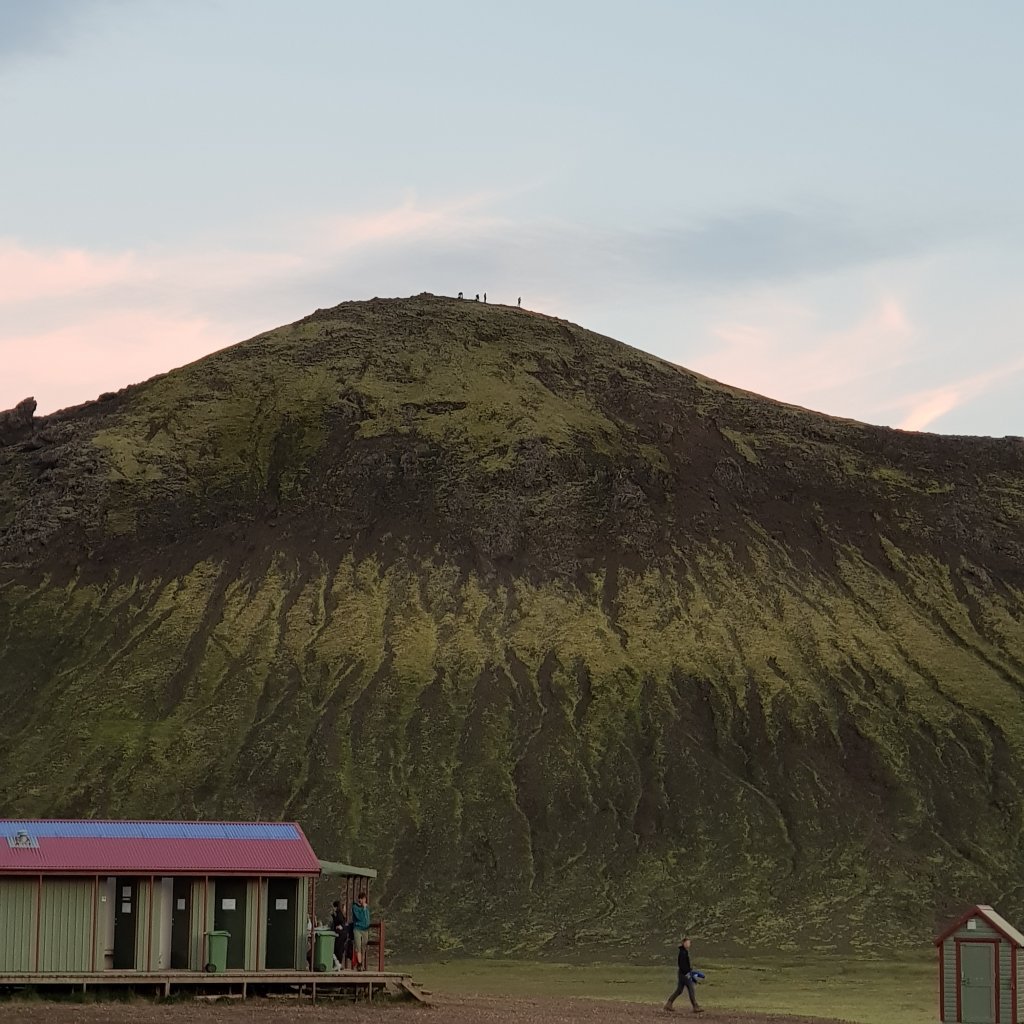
[0,310,234,413]
[320,192,506,249]
[0,193,506,414]
[695,296,915,409]
[890,355,1024,432]
[0,241,143,305]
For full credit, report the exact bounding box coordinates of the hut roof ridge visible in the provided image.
[934,904,1024,947]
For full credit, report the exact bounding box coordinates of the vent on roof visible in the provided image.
[7,830,38,850]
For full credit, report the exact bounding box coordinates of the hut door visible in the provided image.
[961,942,996,1023]
[112,878,139,969]
[213,878,248,969]
[265,878,299,969]
[170,879,191,969]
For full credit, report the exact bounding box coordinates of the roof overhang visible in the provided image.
[318,859,377,879]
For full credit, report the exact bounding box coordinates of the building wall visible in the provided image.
[942,917,1015,1023]
[298,876,312,969]
[2,872,316,975]
[156,878,173,970]
[132,878,152,970]
[39,877,94,972]
[1018,950,1023,1024]
[231,878,254,969]
[188,878,206,970]
[98,877,115,969]
[0,878,37,971]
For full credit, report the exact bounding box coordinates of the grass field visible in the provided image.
[403,953,936,1024]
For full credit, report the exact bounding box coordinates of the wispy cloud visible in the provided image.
[0,193,508,413]
[0,241,141,304]
[319,192,506,250]
[0,191,1012,433]
[692,296,916,408]
[635,206,946,287]
[1,309,225,415]
[888,356,1024,432]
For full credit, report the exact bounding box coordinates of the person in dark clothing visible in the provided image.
[664,937,702,1013]
[329,900,348,970]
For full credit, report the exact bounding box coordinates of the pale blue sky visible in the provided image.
[2,0,1022,434]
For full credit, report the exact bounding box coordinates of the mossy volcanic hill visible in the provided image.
[2,294,1024,954]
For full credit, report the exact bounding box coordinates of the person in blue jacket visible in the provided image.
[664,936,703,1013]
[351,891,371,971]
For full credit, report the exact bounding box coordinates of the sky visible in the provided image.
[2,0,1023,435]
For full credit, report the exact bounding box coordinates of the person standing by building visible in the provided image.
[351,891,371,971]
[664,936,703,1013]
[329,899,348,970]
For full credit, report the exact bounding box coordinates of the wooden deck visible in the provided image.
[0,969,431,1003]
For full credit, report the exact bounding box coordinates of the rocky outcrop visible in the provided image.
[0,398,36,446]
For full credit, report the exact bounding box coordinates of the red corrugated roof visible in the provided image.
[0,822,322,876]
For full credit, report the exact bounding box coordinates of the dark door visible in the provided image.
[112,877,139,969]
[170,878,192,969]
[265,878,299,969]
[213,878,248,969]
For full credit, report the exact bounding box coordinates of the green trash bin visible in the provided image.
[313,928,335,972]
[205,930,230,973]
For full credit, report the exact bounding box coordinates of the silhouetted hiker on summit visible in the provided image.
[517,297,522,307]
[483,292,487,303]
[475,294,479,301]
[458,291,463,299]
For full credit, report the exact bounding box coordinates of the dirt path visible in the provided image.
[0,993,849,1023]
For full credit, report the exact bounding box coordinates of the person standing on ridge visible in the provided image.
[664,936,703,1014]
[483,292,487,303]
[351,891,371,971]
[517,296,521,307]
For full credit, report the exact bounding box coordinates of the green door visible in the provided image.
[213,879,248,969]
[265,878,298,969]
[112,878,139,969]
[961,942,996,1024]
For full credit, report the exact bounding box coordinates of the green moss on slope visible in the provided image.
[1,294,1023,955]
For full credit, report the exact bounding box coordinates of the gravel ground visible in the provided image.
[0,993,849,1023]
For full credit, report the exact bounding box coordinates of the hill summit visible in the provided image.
[2,293,1024,952]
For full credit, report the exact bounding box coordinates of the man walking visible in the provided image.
[351,891,371,971]
[664,936,702,1013]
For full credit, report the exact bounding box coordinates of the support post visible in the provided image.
[254,876,262,971]
[34,874,42,972]
[202,876,209,969]
[308,876,317,973]
[146,875,155,971]
[90,875,99,971]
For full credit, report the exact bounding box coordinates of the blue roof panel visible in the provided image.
[0,821,300,840]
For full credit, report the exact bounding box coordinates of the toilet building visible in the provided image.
[0,820,322,973]
[935,904,1024,1024]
